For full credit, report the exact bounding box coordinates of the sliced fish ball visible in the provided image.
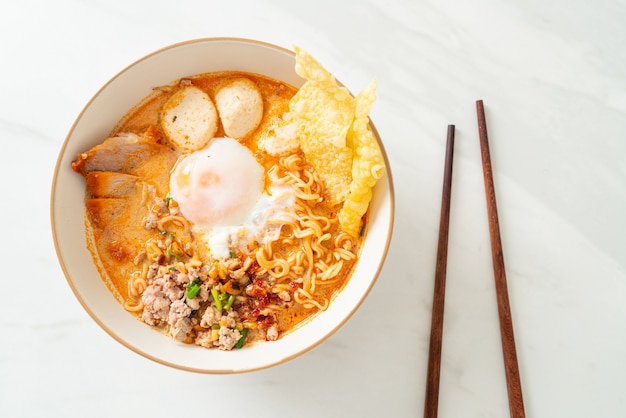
[160,86,218,152]
[215,78,263,139]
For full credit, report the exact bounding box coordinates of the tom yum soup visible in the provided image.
[71,47,385,350]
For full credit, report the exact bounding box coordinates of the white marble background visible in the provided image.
[1,0,625,417]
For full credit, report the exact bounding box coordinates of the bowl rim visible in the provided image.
[50,37,395,373]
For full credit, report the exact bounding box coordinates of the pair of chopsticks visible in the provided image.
[423,100,525,418]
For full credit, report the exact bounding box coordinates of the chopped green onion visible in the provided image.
[187,284,200,299]
[211,323,220,330]
[165,197,173,206]
[185,278,201,299]
[211,288,222,312]
[224,294,236,310]
[229,251,237,259]
[185,277,201,288]
[166,245,180,261]
[218,292,229,302]
[169,266,178,271]
[234,328,248,349]
[159,230,175,239]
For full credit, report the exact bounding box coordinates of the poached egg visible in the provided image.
[169,137,295,259]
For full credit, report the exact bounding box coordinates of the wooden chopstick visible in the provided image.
[424,124,455,418]
[475,100,526,418]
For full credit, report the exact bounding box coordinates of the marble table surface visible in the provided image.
[2,0,625,417]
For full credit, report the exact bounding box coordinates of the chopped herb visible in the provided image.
[166,245,180,261]
[234,328,248,349]
[159,230,175,239]
[165,197,173,206]
[223,294,236,310]
[211,288,222,312]
[185,278,201,299]
[359,223,366,237]
[187,284,200,299]
[229,251,237,259]
[211,323,220,330]
[169,266,178,271]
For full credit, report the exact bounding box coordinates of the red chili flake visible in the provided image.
[247,287,267,299]
[257,315,274,327]
[257,294,269,310]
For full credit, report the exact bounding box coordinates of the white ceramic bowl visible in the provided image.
[51,38,394,373]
